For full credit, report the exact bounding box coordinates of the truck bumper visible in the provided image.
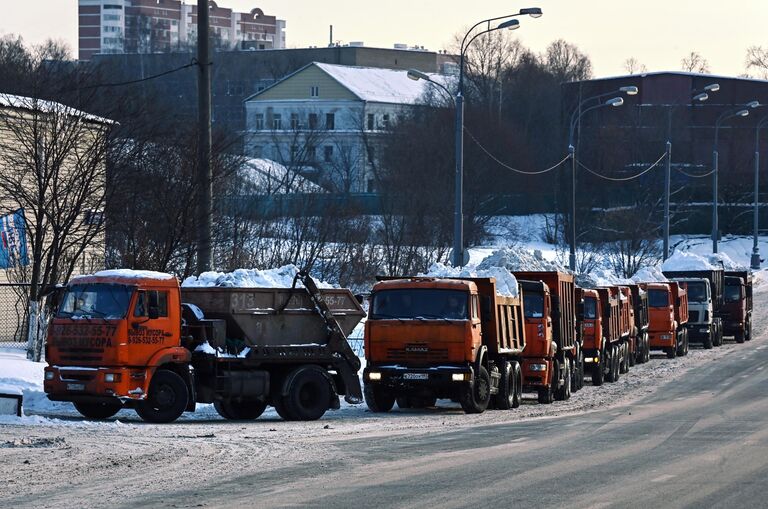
[684,324,712,343]
[363,365,471,392]
[582,348,602,365]
[648,332,675,349]
[522,357,551,392]
[723,321,744,336]
[44,365,151,403]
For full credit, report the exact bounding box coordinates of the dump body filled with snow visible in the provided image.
[632,266,669,283]
[421,262,519,298]
[662,251,719,272]
[477,248,568,273]
[182,264,332,289]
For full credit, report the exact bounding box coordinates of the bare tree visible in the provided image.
[681,51,710,73]
[745,45,768,78]
[623,57,647,75]
[543,39,593,82]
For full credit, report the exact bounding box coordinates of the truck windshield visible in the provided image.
[724,285,742,303]
[524,293,544,318]
[648,289,669,308]
[685,282,708,302]
[370,289,468,320]
[56,284,134,319]
[583,297,597,319]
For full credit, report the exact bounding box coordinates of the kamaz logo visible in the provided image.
[406,345,429,353]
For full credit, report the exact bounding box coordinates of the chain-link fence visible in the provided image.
[0,283,31,350]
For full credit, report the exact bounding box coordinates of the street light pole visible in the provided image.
[752,117,768,269]
[196,0,213,273]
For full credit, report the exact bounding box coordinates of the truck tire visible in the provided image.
[74,400,122,420]
[592,353,604,386]
[214,399,267,420]
[678,330,689,356]
[735,330,745,343]
[613,345,621,382]
[555,360,571,401]
[572,348,584,392]
[364,384,395,413]
[494,362,515,410]
[714,321,724,347]
[643,335,651,363]
[460,365,491,414]
[511,362,522,409]
[745,318,752,341]
[619,343,629,374]
[279,365,332,421]
[628,341,636,368]
[136,369,189,423]
[703,328,714,349]
[605,346,617,383]
[666,344,677,359]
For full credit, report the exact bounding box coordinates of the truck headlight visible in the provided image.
[452,373,467,381]
[584,357,594,363]
[104,373,121,383]
[529,363,547,372]
[368,372,381,381]
[44,371,54,380]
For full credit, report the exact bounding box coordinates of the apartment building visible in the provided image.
[78,0,286,61]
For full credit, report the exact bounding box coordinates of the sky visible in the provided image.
[2,1,767,78]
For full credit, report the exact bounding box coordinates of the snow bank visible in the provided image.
[662,251,718,271]
[706,252,745,271]
[421,262,519,298]
[632,266,668,283]
[182,264,332,288]
[477,248,568,273]
[73,269,175,281]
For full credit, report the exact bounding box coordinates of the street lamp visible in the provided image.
[566,87,636,271]
[446,8,541,267]
[662,83,719,260]
[751,115,768,269]
[713,101,759,253]
[407,69,455,105]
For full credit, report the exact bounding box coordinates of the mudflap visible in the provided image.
[338,361,363,404]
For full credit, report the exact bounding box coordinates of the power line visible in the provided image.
[74,60,200,91]
[675,167,716,178]
[465,128,570,175]
[577,151,667,182]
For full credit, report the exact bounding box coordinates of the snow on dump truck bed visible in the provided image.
[662,251,731,272]
[181,264,333,288]
[420,262,519,298]
[632,266,669,283]
[477,248,568,273]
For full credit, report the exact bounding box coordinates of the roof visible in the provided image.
[568,70,768,86]
[241,158,325,194]
[0,93,114,125]
[246,62,452,105]
[70,269,178,287]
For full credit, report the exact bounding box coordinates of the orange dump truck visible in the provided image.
[44,270,365,422]
[363,276,525,414]
[641,281,689,358]
[577,286,629,386]
[513,271,578,403]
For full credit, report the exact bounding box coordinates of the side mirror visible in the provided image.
[148,306,160,320]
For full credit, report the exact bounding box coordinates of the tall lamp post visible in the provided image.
[449,7,542,267]
[662,83,720,260]
[751,115,768,269]
[712,100,759,253]
[566,87,637,271]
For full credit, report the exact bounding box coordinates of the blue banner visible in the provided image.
[0,209,28,268]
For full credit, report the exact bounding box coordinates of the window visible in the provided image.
[324,145,334,162]
[583,297,597,319]
[367,179,375,193]
[310,85,319,97]
[382,114,390,129]
[325,113,335,130]
[83,210,104,226]
[367,146,375,165]
[367,113,375,130]
[308,113,318,130]
[290,112,299,129]
[307,146,316,161]
[272,113,282,130]
[134,290,169,318]
[254,113,264,130]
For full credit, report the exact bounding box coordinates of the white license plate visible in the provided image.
[402,373,428,380]
[67,383,85,391]
[700,328,708,333]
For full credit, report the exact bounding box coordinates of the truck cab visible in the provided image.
[672,277,714,348]
[723,274,751,342]
[643,282,688,358]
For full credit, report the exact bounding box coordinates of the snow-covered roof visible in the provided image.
[72,269,176,281]
[570,70,768,86]
[241,158,325,194]
[0,93,114,125]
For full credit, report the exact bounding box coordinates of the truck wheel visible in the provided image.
[644,336,651,363]
[735,330,745,344]
[605,346,616,383]
[511,362,522,409]
[555,360,571,401]
[666,345,677,359]
[613,345,621,381]
[460,365,491,414]
[214,399,267,420]
[628,342,636,368]
[715,322,723,347]
[364,384,395,413]
[592,354,604,386]
[280,365,332,421]
[703,329,714,349]
[74,400,122,420]
[537,384,554,404]
[495,362,515,410]
[136,369,189,423]
[619,343,629,374]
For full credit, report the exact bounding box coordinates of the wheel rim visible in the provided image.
[299,381,320,408]
[154,383,176,408]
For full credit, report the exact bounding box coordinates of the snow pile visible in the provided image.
[706,252,745,271]
[73,269,175,281]
[421,262,519,298]
[182,264,332,288]
[632,266,668,283]
[662,251,718,271]
[477,248,568,273]
[576,268,632,289]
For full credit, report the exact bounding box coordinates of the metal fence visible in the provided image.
[0,283,31,350]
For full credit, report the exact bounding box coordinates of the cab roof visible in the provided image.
[70,269,179,288]
[373,277,476,292]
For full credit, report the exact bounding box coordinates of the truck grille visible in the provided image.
[386,347,449,362]
[57,347,105,363]
[689,311,699,322]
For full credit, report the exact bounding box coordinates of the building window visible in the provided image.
[308,113,318,130]
[326,113,335,130]
[324,145,334,162]
[382,114,390,129]
[290,112,299,129]
[367,113,375,130]
[367,146,375,164]
[307,146,316,161]
[310,85,319,97]
[367,179,375,193]
[254,113,264,130]
[273,113,282,130]
[83,210,104,226]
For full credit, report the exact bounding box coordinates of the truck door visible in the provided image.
[128,288,176,355]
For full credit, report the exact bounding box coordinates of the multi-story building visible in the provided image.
[244,62,449,193]
[78,0,285,61]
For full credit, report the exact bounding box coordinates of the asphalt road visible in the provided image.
[127,334,768,509]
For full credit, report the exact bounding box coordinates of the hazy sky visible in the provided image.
[2,1,767,77]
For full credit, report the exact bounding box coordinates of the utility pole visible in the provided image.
[196,0,213,274]
[664,140,671,260]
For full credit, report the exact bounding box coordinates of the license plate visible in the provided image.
[67,383,85,391]
[402,373,428,380]
[700,328,708,333]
